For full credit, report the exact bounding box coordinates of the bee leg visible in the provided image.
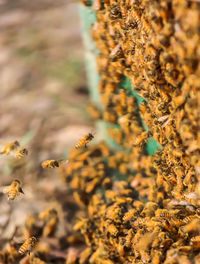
[85,144,87,148]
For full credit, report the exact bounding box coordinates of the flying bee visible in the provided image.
[0,140,20,155]
[41,159,68,169]
[75,133,94,149]
[39,208,58,236]
[39,208,57,221]
[133,131,151,147]
[3,179,24,201]
[43,217,58,237]
[18,237,37,255]
[15,148,28,159]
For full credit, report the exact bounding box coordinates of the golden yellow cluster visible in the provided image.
[61,142,200,264]
[1,0,200,263]
[64,0,200,263]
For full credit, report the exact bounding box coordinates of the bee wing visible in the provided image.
[3,186,10,194]
[59,159,69,166]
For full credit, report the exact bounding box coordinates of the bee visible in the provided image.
[133,131,151,147]
[41,159,68,169]
[75,133,94,149]
[119,89,127,107]
[107,223,118,237]
[181,218,200,233]
[43,216,58,237]
[3,179,24,201]
[87,103,101,120]
[66,248,79,264]
[0,140,20,155]
[29,255,46,264]
[190,236,200,250]
[18,237,37,255]
[109,5,122,20]
[15,147,28,159]
[39,208,57,221]
[79,248,92,264]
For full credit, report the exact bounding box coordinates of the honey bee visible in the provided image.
[75,133,94,149]
[133,131,151,147]
[119,89,127,107]
[109,5,122,20]
[181,218,200,233]
[66,248,79,264]
[43,216,58,237]
[3,179,24,201]
[0,140,20,155]
[92,0,102,11]
[107,223,118,237]
[39,208,57,221]
[190,236,200,250]
[87,103,101,120]
[29,255,46,264]
[79,248,92,264]
[18,237,37,255]
[41,159,68,168]
[15,147,28,159]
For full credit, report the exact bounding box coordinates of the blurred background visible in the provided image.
[0,0,92,242]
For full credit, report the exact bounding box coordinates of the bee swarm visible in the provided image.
[1,0,200,263]
[64,0,200,263]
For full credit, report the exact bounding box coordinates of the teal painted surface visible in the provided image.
[79,3,161,155]
[79,4,101,107]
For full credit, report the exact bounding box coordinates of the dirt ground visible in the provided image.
[0,0,92,260]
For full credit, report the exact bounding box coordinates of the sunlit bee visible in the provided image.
[133,131,151,146]
[75,133,94,149]
[41,159,68,169]
[0,140,20,155]
[3,179,24,201]
[39,208,57,221]
[18,237,37,255]
[15,148,28,159]
[43,217,58,237]
[87,103,101,120]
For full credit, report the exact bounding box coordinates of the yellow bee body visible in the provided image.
[15,148,28,159]
[41,159,68,169]
[43,217,58,237]
[39,208,57,221]
[18,237,37,255]
[3,180,24,201]
[0,141,20,155]
[75,133,94,149]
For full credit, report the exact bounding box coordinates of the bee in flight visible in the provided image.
[41,159,68,169]
[18,237,37,255]
[75,133,94,149]
[0,140,28,159]
[0,141,20,155]
[15,148,28,159]
[3,179,24,201]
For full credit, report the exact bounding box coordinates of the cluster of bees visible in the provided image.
[64,0,200,263]
[1,0,200,263]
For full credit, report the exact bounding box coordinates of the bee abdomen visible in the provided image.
[75,139,85,149]
[18,242,28,255]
